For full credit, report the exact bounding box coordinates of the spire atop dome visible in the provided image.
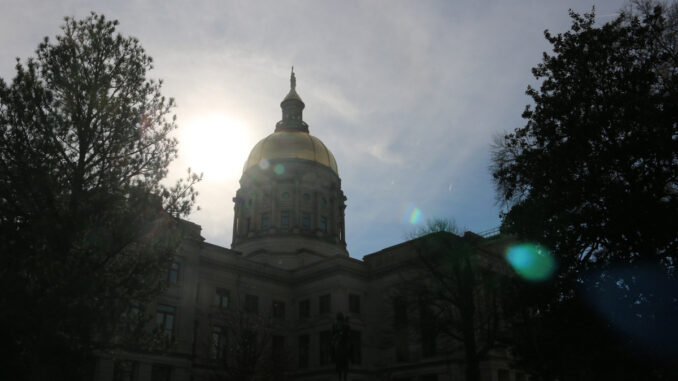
[291,66,296,90]
[276,67,308,132]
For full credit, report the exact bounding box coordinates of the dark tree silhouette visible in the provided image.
[492,4,677,276]
[0,13,200,381]
[491,3,678,379]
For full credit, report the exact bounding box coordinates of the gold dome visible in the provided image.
[243,131,338,175]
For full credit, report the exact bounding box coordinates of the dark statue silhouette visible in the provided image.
[331,312,351,381]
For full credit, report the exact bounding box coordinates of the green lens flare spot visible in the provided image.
[505,243,555,281]
[273,163,285,175]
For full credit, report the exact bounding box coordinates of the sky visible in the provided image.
[0,0,629,259]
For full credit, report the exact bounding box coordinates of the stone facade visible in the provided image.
[95,71,524,381]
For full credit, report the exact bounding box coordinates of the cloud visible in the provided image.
[1,0,630,258]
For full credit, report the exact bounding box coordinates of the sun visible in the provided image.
[180,113,254,183]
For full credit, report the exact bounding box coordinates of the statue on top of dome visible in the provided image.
[291,66,296,90]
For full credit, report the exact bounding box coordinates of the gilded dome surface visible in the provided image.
[243,131,338,175]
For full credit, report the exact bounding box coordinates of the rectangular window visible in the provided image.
[155,304,176,340]
[319,330,332,365]
[301,212,310,229]
[272,300,285,319]
[319,294,331,314]
[272,335,285,358]
[298,335,310,369]
[281,211,290,228]
[420,301,437,358]
[161,262,179,284]
[261,213,270,229]
[169,262,179,283]
[350,330,362,365]
[394,297,408,328]
[242,329,257,354]
[320,216,327,232]
[214,288,229,308]
[245,294,259,314]
[349,293,361,314]
[394,297,409,362]
[211,326,226,360]
[113,360,138,381]
[299,299,310,319]
[150,365,171,381]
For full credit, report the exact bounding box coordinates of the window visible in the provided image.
[299,299,310,319]
[420,302,437,357]
[161,262,179,284]
[422,329,437,357]
[319,294,331,314]
[497,370,510,381]
[298,335,310,369]
[272,300,285,319]
[245,294,259,314]
[321,197,327,206]
[156,304,176,340]
[261,212,270,229]
[281,211,290,229]
[302,193,310,201]
[394,297,409,362]
[394,297,408,328]
[272,335,285,358]
[320,216,327,232]
[319,330,332,365]
[349,293,361,314]
[214,288,229,308]
[350,330,362,364]
[151,365,171,381]
[242,329,257,355]
[246,218,251,233]
[282,192,290,199]
[113,360,138,381]
[301,212,310,229]
[211,326,226,360]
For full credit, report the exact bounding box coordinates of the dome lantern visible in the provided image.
[276,67,309,132]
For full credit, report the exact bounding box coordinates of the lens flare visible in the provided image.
[273,163,285,175]
[505,243,555,281]
[401,203,424,225]
[409,208,423,225]
[258,159,270,170]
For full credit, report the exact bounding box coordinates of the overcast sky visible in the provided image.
[1,0,629,259]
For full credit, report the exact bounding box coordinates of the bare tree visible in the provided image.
[395,219,512,381]
[208,290,289,381]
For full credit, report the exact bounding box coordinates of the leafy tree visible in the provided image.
[492,4,677,276]
[491,3,678,379]
[0,13,200,381]
[397,219,512,381]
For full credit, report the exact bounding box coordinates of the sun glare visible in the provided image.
[180,114,253,182]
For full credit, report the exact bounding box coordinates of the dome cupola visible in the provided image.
[276,67,308,132]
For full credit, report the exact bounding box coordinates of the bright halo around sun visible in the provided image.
[180,113,253,183]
